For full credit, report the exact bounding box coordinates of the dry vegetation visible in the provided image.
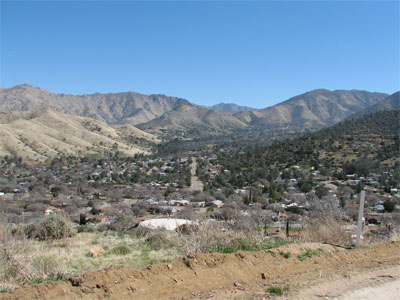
[0,108,157,163]
[299,215,353,245]
[1,209,379,294]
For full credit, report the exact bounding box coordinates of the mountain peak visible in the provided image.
[210,103,255,114]
[12,83,35,89]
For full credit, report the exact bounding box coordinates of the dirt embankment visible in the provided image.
[2,241,399,300]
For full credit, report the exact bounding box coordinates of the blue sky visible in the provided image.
[1,0,399,108]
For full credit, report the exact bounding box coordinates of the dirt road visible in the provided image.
[2,241,399,300]
[334,279,400,300]
[189,157,203,191]
[290,264,400,300]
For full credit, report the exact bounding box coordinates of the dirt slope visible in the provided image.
[1,241,399,300]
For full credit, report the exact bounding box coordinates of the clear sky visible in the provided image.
[1,0,399,108]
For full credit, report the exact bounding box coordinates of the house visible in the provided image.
[373,204,385,213]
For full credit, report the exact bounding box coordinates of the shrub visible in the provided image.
[0,222,66,285]
[268,285,289,296]
[109,213,132,232]
[297,248,323,261]
[110,245,131,256]
[146,230,174,251]
[173,220,278,255]
[34,214,76,241]
[31,255,64,278]
[77,225,95,233]
[279,251,291,259]
[383,200,395,213]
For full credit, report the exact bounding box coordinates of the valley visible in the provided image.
[0,85,399,298]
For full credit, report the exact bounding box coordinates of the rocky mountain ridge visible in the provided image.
[0,84,392,138]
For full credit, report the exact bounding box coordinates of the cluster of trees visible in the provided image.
[208,111,399,189]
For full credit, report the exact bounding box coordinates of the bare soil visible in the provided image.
[1,241,399,300]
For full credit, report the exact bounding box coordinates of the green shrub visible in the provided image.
[297,248,323,261]
[110,245,131,256]
[28,273,65,285]
[383,200,395,213]
[279,251,291,259]
[268,285,289,296]
[214,238,257,253]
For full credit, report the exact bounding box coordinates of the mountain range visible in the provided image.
[0,84,398,161]
[234,89,388,129]
[138,89,389,135]
[0,84,189,125]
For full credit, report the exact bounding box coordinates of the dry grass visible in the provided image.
[0,215,362,292]
[172,220,276,255]
[30,231,180,274]
[0,225,181,292]
[299,215,352,245]
[0,223,66,291]
[0,109,154,162]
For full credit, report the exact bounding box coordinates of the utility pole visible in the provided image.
[355,190,366,248]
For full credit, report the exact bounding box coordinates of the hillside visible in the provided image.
[234,89,387,130]
[209,103,255,114]
[0,108,158,162]
[216,110,400,187]
[137,102,247,136]
[349,91,399,119]
[0,84,189,125]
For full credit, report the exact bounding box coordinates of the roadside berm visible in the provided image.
[2,241,399,300]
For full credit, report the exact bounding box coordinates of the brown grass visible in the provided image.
[299,215,352,245]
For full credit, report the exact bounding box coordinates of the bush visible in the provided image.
[146,230,174,250]
[109,213,132,232]
[77,225,95,233]
[34,214,76,241]
[279,251,291,259]
[268,285,289,296]
[383,200,395,213]
[0,222,66,285]
[297,248,323,261]
[110,245,131,256]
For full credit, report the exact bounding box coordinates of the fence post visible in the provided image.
[355,190,365,248]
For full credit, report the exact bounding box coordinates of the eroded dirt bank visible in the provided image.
[2,241,399,300]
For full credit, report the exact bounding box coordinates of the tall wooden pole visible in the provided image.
[356,190,365,248]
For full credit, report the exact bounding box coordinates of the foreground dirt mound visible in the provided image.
[2,241,399,300]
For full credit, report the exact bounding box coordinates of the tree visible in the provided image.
[383,200,395,213]
[315,185,329,199]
